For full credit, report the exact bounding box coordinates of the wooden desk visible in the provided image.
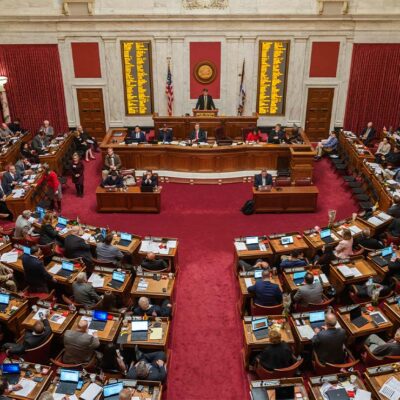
[269,233,309,257]
[250,378,309,400]
[138,237,179,272]
[89,270,133,295]
[131,273,175,301]
[332,218,368,239]
[106,380,162,400]
[356,211,393,236]
[0,133,33,171]
[5,173,46,221]
[101,129,314,177]
[383,296,400,326]
[364,363,400,400]
[252,186,319,213]
[46,260,85,286]
[7,363,52,400]
[243,315,295,368]
[367,249,391,279]
[337,303,393,340]
[308,372,366,400]
[282,267,330,293]
[329,257,377,294]
[303,228,341,256]
[0,292,29,336]
[38,133,74,175]
[71,313,121,343]
[22,303,77,335]
[96,186,161,213]
[47,375,102,400]
[117,318,169,350]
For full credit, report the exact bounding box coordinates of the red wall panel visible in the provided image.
[71,42,101,78]
[190,42,221,99]
[309,42,340,78]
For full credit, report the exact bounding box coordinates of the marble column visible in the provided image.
[154,37,169,116]
[171,37,185,116]
[224,37,240,115]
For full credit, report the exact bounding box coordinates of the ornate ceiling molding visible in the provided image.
[183,0,228,10]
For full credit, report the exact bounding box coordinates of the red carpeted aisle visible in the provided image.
[56,158,357,399]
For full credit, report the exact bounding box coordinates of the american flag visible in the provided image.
[237,59,246,116]
[166,62,174,116]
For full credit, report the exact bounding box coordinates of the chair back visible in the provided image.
[362,344,400,367]
[255,358,303,379]
[22,289,55,306]
[294,178,312,186]
[250,299,283,316]
[92,258,116,268]
[312,348,359,375]
[50,350,97,372]
[295,296,334,312]
[275,177,291,187]
[23,333,54,365]
[38,242,54,258]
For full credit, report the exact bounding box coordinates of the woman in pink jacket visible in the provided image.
[334,229,353,259]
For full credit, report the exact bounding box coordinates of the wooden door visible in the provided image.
[305,88,334,141]
[76,88,106,140]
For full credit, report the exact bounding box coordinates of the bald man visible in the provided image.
[64,225,93,268]
[140,252,168,272]
[63,319,100,364]
[312,313,346,364]
[119,389,132,400]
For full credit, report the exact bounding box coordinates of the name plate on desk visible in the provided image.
[252,380,281,388]
[192,109,218,117]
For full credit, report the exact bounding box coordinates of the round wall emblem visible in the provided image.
[194,61,217,84]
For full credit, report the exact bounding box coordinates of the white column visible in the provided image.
[103,37,125,126]
[224,37,240,115]
[171,37,185,116]
[242,37,257,116]
[154,37,169,116]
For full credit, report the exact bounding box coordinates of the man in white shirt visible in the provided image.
[14,210,33,239]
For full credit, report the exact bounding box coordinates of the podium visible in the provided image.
[289,146,316,181]
[192,109,218,117]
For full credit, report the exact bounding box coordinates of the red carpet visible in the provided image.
[26,158,359,399]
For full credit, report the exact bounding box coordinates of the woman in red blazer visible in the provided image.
[37,163,61,212]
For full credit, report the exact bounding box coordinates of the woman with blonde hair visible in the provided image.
[38,212,58,245]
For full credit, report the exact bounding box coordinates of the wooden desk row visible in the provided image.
[0,132,33,170]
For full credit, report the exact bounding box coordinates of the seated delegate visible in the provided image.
[314,131,338,160]
[102,171,124,188]
[127,348,167,382]
[247,269,282,306]
[280,250,307,270]
[141,170,158,188]
[133,296,172,318]
[141,252,168,271]
[293,272,323,307]
[190,123,206,143]
[254,169,273,188]
[125,126,146,144]
[158,125,173,143]
[364,328,400,357]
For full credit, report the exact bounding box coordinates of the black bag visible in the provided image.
[241,200,254,215]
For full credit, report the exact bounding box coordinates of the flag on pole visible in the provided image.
[166,61,174,116]
[237,59,246,116]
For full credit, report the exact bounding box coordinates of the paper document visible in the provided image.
[149,327,163,340]
[166,240,177,248]
[379,377,400,400]
[159,247,169,255]
[49,313,66,325]
[12,378,37,397]
[354,389,372,400]
[349,225,362,235]
[140,240,160,253]
[259,243,267,252]
[80,383,103,400]
[137,279,149,291]
[32,308,48,320]
[132,320,148,331]
[320,273,329,284]
[88,273,105,288]
[298,325,315,339]
[81,233,91,241]
[367,216,383,226]
[234,242,247,252]
[377,212,391,221]
[349,267,362,277]
[244,278,253,288]
[0,251,18,263]
[48,264,62,274]
[337,265,354,277]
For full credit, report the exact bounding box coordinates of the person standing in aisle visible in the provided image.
[71,153,85,197]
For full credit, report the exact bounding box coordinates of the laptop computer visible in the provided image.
[372,246,393,267]
[275,385,295,400]
[56,216,68,230]
[281,236,294,245]
[245,236,260,251]
[258,185,272,192]
[309,311,326,329]
[56,369,80,395]
[131,320,149,341]
[293,271,306,285]
[325,388,350,400]
[22,246,31,255]
[118,232,132,247]
[320,229,335,244]
[252,317,269,340]
[56,260,74,278]
[103,382,124,400]
[0,293,10,312]
[2,363,21,385]
[108,271,126,289]
[89,310,108,331]
[254,270,263,280]
[141,185,154,193]
[35,206,45,222]
[350,305,369,328]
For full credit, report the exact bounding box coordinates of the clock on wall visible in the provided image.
[194,61,217,84]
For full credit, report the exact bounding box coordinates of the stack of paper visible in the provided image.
[12,378,37,397]
[377,212,391,221]
[88,273,105,288]
[349,225,362,235]
[234,242,247,251]
[149,327,163,340]
[337,265,354,277]
[80,383,103,400]
[367,216,383,226]
[48,264,62,274]
[298,325,315,339]
[379,377,400,400]
[12,189,24,198]
[0,251,19,263]
[137,279,149,291]
[349,267,362,277]
[140,240,161,253]
[244,278,253,288]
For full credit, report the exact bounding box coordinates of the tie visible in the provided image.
[196,130,199,140]
[204,96,207,109]
[110,156,115,166]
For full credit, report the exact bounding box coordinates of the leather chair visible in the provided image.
[61,294,102,310]
[275,177,291,187]
[50,349,97,372]
[141,258,172,273]
[349,282,394,304]
[22,289,55,306]
[294,178,312,186]
[312,348,359,374]
[362,343,400,367]
[255,358,303,379]
[295,295,334,312]
[22,333,54,365]
[92,258,116,268]
[250,299,283,316]
[38,242,55,258]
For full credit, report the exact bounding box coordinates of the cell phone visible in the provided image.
[136,385,144,392]
[77,380,84,390]
[33,377,44,383]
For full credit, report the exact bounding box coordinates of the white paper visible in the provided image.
[32,308,48,320]
[244,278,253,288]
[355,389,372,400]
[337,265,354,277]
[349,225,362,235]
[377,212,391,221]
[379,377,400,400]
[88,273,104,288]
[12,189,24,198]
[367,216,383,226]
[298,325,315,339]
[53,395,78,400]
[80,383,103,400]
[234,242,247,251]
[320,273,329,284]
[81,233,91,241]
[140,240,159,253]
[0,251,18,263]
[88,329,97,336]
[49,263,62,274]
[159,247,169,255]
[166,240,177,248]
[259,243,267,252]
[370,311,388,324]
[49,313,66,325]
[81,316,92,322]
[132,320,148,331]
[12,378,37,397]
[349,267,362,277]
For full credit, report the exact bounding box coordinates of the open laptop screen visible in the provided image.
[60,369,79,383]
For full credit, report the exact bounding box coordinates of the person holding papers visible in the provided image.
[0,379,23,400]
[3,312,51,356]
[312,313,346,364]
[2,164,22,195]
[22,245,56,293]
[141,252,168,272]
[63,319,100,364]
[254,169,273,188]
[189,123,206,143]
[127,347,167,382]
[247,269,282,306]
[72,272,101,307]
[293,272,324,307]
[96,233,123,264]
[364,328,400,357]
[334,229,353,259]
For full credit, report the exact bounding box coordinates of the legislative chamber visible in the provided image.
[0,1,399,400]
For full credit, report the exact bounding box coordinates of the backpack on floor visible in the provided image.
[241,200,254,215]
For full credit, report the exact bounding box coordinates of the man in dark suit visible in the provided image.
[268,124,285,144]
[195,88,216,110]
[0,181,13,220]
[247,269,282,306]
[64,225,93,268]
[133,296,172,317]
[125,126,146,144]
[141,252,168,271]
[127,349,167,382]
[354,228,383,250]
[312,313,346,364]
[361,122,376,146]
[254,169,273,188]
[8,119,24,134]
[141,170,158,188]
[22,245,55,293]
[158,125,173,143]
[2,165,22,195]
[388,196,400,218]
[189,123,206,143]
[102,171,124,188]
[31,131,49,155]
[4,313,51,356]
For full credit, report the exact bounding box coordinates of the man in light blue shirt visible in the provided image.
[315,131,338,160]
